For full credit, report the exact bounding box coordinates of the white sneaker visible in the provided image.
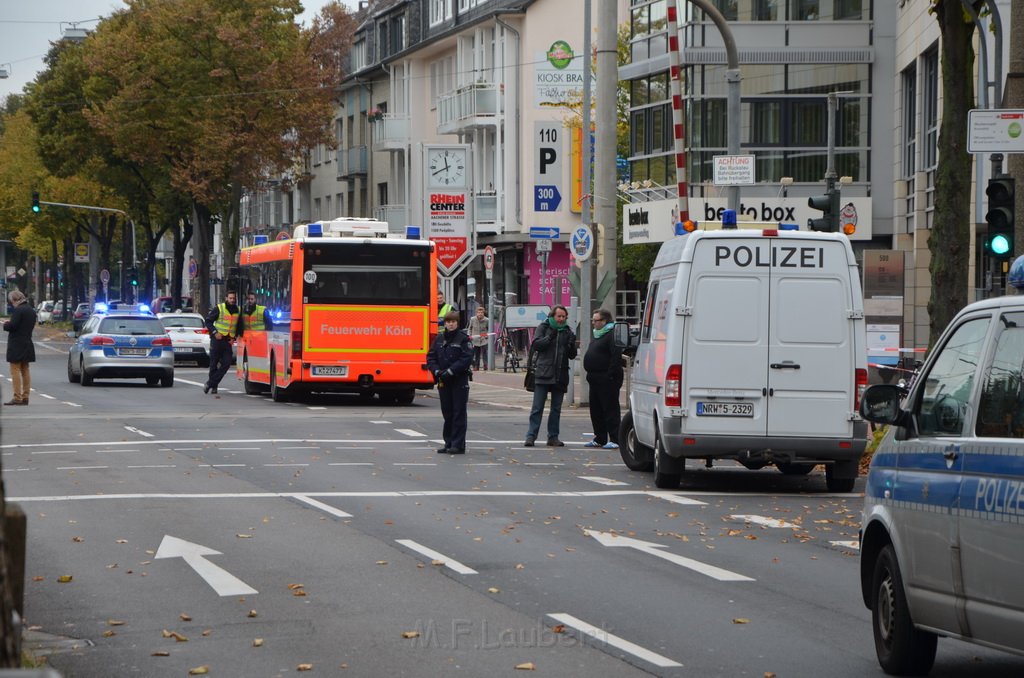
[602,442,619,449]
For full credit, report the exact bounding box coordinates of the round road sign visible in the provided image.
[483,245,495,271]
[571,224,594,262]
[99,269,110,284]
[188,258,198,279]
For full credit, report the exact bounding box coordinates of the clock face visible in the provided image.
[428,149,467,187]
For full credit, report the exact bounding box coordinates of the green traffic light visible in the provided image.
[988,233,1012,257]
[31,191,40,213]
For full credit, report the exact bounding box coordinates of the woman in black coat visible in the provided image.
[426,311,474,454]
[583,308,623,448]
[4,290,37,405]
[524,305,577,447]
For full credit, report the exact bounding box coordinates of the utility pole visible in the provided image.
[594,0,617,312]
[1009,0,1024,268]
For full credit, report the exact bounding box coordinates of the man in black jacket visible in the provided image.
[583,309,623,449]
[4,290,36,405]
[427,311,474,454]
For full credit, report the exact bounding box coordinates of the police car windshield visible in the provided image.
[98,317,166,335]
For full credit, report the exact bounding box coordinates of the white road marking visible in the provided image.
[60,402,83,407]
[97,449,140,454]
[394,463,437,467]
[370,420,392,424]
[587,530,754,582]
[547,613,682,668]
[176,378,206,387]
[729,514,800,529]
[279,446,319,450]
[328,462,374,466]
[56,466,109,471]
[123,426,154,438]
[38,393,56,400]
[127,465,177,469]
[32,451,77,455]
[2,438,530,450]
[648,492,708,506]
[583,463,621,467]
[155,535,257,597]
[9,490,722,502]
[220,447,261,451]
[578,476,629,486]
[525,462,565,467]
[293,495,353,519]
[307,407,327,410]
[395,429,426,437]
[395,539,477,575]
[172,447,203,451]
[465,463,501,466]
[830,540,860,550]
[264,463,309,467]
[198,464,247,468]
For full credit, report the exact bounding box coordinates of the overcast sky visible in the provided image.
[0,0,354,101]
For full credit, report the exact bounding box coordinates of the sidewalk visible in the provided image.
[451,362,627,412]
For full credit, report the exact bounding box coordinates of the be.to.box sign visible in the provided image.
[713,155,755,185]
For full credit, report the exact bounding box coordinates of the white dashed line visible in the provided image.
[279,446,319,450]
[370,420,392,424]
[124,426,154,438]
[729,515,800,529]
[97,449,140,454]
[38,393,56,400]
[525,462,565,467]
[126,465,177,469]
[220,447,261,451]
[32,451,77,455]
[546,613,682,668]
[648,492,708,506]
[60,402,83,407]
[395,429,426,437]
[307,406,327,410]
[56,466,109,471]
[328,462,374,466]
[197,464,247,468]
[394,463,437,467]
[293,495,353,519]
[264,463,309,467]
[578,476,629,486]
[395,539,478,575]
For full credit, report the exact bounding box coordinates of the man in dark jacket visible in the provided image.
[426,311,474,454]
[4,290,37,405]
[583,308,623,449]
[524,305,578,447]
[204,290,241,395]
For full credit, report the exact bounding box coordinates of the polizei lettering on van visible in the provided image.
[714,245,824,269]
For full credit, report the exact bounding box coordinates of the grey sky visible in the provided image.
[1,0,353,101]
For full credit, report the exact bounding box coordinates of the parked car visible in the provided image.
[153,296,193,314]
[67,302,174,387]
[72,302,92,333]
[36,300,55,323]
[859,294,1024,675]
[158,312,210,367]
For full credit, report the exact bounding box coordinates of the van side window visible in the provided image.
[915,317,990,437]
[641,281,659,343]
[976,312,1024,438]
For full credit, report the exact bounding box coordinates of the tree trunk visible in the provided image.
[172,219,194,310]
[928,0,980,346]
[193,201,213,315]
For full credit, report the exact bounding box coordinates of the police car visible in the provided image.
[67,302,175,387]
[859,295,1024,675]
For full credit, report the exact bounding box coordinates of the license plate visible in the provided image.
[312,365,348,377]
[696,401,753,417]
[173,347,198,353]
[119,348,149,356]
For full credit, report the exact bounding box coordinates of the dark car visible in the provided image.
[72,302,92,333]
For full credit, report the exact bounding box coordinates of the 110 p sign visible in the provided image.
[534,123,563,212]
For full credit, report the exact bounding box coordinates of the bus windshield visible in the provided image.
[302,243,431,305]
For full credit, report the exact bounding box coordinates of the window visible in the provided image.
[835,0,863,20]
[755,0,779,20]
[923,49,939,169]
[641,281,659,342]
[352,40,368,72]
[429,0,451,26]
[915,317,990,437]
[791,0,819,20]
[977,312,1024,438]
[902,65,917,178]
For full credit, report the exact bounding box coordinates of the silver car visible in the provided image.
[859,295,1024,675]
[158,312,210,367]
[67,304,174,387]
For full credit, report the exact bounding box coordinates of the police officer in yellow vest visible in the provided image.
[437,291,458,329]
[243,292,271,333]
[203,290,241,395]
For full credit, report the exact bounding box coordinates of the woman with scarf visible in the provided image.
[583,308,623,449]
[524,305,577,447]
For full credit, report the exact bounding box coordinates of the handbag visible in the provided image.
[523,347,537,392]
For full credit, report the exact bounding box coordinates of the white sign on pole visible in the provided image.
[968,109,1024,153]
[536,238,552,253]
[713,155,756,185]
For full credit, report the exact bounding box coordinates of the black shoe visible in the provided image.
[523,437,535,447]
[448,448,465,455]
[203,382,211,394]
[436,446,450,454]
[546,437,564,447]
[211,387,218,394]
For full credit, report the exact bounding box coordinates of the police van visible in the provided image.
[619,226,868,491]
[859,295,1024,675]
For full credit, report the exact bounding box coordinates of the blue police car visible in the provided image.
[67,303,175,387]
[859,294,1024,675]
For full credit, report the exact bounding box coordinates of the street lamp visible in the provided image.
[0,64,10,79]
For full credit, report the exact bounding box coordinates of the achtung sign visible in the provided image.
[713,155,755,185]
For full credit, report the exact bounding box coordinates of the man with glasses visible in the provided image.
[583,308,623,449]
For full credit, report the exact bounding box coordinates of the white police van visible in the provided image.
[619,226,868,491]
[859,294,1024,675]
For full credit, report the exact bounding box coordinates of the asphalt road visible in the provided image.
[2,336,1022,677]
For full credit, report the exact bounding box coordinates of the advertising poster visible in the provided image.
[427,191,470,275]
[524,242,572,306]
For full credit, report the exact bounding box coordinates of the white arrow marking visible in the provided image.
[578,476,629,486]
[729,514,799,529]
[547,613,682,668]
[123,425,154,438]
[155,535,257,597]
[586,530,754,582]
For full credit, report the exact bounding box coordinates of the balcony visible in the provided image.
[437,82,502,135]
[371,114,410,151]
[337,145,368,178]
[373,204,409,232]
[474,191,501,234]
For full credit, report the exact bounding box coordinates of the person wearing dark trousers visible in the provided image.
[468,306,489,370]
[426,311,473,454]
[3,290,36,406]
[583,308,623,449]
[204,290,241,395]
[524,305,577,447]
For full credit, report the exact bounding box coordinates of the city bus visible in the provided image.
[235,218,437,403]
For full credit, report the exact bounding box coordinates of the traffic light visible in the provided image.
[127,267,139,287]
[808,185,840,232]
[31,191,40,213]
[985,176,1015,260]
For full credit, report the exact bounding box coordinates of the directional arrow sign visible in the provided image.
[586,530,754,582]
[155,535,258,597]
[529,226,560,239]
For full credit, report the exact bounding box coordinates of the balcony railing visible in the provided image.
[371,114,410,151]
[373,204,409,232]
[474,192,497,222]
[437,82,501,134]
[337,145,368,177]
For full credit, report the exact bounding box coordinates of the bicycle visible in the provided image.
[497,325,522,373]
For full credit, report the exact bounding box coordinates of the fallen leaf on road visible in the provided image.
[236,534,253,538]
[430,559,445,566]
[253,638,264,647]
[247,610,258,618]
[726,529,744,537]
[188,666,209,675]
[179,614,192,622]
[202,629,211,637]
[732,618,750,624]
[297,664,313,671]
[151,650,169,657]
[488,587,500,594]
[72,536,83,542]
[57,576,73,583]
[102,630,116,637]
[293,589,308,597]
[32,576,43,582]
[375,560,388,565]
[162,630,188,642]
[515,662,536,670]
[287,583,304,590]
[744,534,758,540]
[401,631,420,639]
[551,625,565,634]
[116,539,127,544]
[107,620,125,626]
[765,673,777,678]
[515,563,525,570]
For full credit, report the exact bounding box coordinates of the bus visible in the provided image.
[235,218,438,403]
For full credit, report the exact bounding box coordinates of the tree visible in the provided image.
[928,1,983,345]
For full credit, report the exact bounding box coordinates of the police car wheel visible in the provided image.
[618,412,653,472]
[871,544,937,675]
[67,354,80,384]
[80,360,94,386]
[652,430,680,489]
